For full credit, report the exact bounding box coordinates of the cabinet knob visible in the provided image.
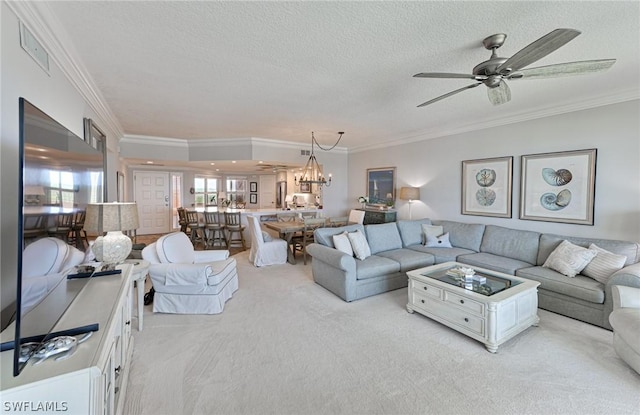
[126,320,131,326]
[421,299,425,304]
[115,365,122,375]
[423,286,427,290]
[464,318,469,323]
[460,299,465,304]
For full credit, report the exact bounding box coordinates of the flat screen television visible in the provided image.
[2,98,105,376]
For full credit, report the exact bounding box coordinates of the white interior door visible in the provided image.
[134,170,170,235]
[260,175,276,209]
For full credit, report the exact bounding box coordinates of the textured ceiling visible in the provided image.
[46,1,639,152]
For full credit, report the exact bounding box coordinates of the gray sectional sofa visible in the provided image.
[306,219,640,329]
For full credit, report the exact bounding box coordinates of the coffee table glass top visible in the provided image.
[420,266,521,296]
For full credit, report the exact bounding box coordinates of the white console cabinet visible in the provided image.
[0,264,134,415]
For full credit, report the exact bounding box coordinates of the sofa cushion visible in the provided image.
[365,222,403,255]
[156,232,195,264]
[543,240,597,278]
[355,255,401,280]
[396,218,432,247]
[516,266,605,304]
[537,233,640,266]
[376,248,435,272]
[408,245,475,263]
[347,230,371,260]
[480,225,540,265]
[457,252,533,275]
[582,243,627,284]
[432,220,485,251]
[314,224,364,248]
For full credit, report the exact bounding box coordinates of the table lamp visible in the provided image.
[84,202,139,265]
[399,187,420,220]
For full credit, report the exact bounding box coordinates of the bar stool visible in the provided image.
[186,210,206,247]
[68,210,88,249]
[224,211,246,250]
[177,207,188,234]
[205,211,227,249]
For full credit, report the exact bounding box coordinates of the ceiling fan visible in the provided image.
[414,28,615,107]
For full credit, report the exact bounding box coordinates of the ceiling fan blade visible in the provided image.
[487,82,511,106]
[497,28,581,74]
[417,83,482,107]
[507,59,616,80]
[414,72,485,80]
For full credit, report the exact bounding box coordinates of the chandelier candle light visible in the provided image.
[84,202,139,265]
[295,131,344,188]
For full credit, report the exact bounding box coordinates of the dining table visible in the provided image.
[264,220,308,264]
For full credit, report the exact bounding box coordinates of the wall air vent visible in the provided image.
[19,22,50,74]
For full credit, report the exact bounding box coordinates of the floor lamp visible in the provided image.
[399,187,420,220]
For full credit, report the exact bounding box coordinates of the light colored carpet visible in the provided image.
[124,251,640,415]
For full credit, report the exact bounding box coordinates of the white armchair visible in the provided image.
[22,237,85,313]
[609,285,640,374]
[246,215,287,267]
[141,232,238,314]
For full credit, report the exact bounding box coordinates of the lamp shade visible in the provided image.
[84,202,139,233]
[399,187,420,201]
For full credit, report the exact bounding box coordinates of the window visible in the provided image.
[46,170,75,207]
[194,176,219,208]
[226,177,247,207]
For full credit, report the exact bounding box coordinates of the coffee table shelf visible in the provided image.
[406,262,540,353]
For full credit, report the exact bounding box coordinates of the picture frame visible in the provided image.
[300,182,311,193]
[462,156,513,218]
[250,193,257,204]
[367,167,396,205]
[250,181,257,192]
[83,118,106,152]
[520,149,597,225]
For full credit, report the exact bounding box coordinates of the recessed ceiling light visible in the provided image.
[216,168,220,171]
[232,160,236,163]
[259,161,263,164]
[210,162,215,165]
[146,161,154,164]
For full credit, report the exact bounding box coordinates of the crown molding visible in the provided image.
[350,91,639,153]
[120,134,188,148]
[6,1,124,141]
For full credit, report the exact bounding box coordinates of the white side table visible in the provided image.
[123,259,150,331]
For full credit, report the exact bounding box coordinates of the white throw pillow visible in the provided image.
[422,224,444,245]
[332,231,354,257]
[581,244,627,284]
[262,231,273,242]
[425,232,452,248]
[543,240,597,278]
[347,230,371,260]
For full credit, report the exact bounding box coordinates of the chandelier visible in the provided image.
[295,131,344,188]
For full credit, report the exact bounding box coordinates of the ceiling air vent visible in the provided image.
[300,150,310,156]
[19,22,49,74]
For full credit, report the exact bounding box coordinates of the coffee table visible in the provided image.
[406,262,540,353]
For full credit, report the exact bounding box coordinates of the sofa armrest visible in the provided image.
[148,263,212,286]
[612,285,640,310]
[307,243,356,273]
[603,262,640,328]
[194,250,229,263]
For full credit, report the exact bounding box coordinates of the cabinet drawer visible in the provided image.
[441,304,484,336]
[411,280,442,300]
[444,291,484,316]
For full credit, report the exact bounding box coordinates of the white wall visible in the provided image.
[0,3,120,311]
[348,100,640,242]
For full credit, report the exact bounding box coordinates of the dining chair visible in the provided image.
[47,212,74,243]
[68,210,88,249]
[23,213,48,244]
[186,210,206,247]
[204,211,227,249]
[177,207,188,234]
[277,212,297,222]
[291,217,325,265]
[246,215,287,266]
[348,209,366,225]
[224,211,246,250]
